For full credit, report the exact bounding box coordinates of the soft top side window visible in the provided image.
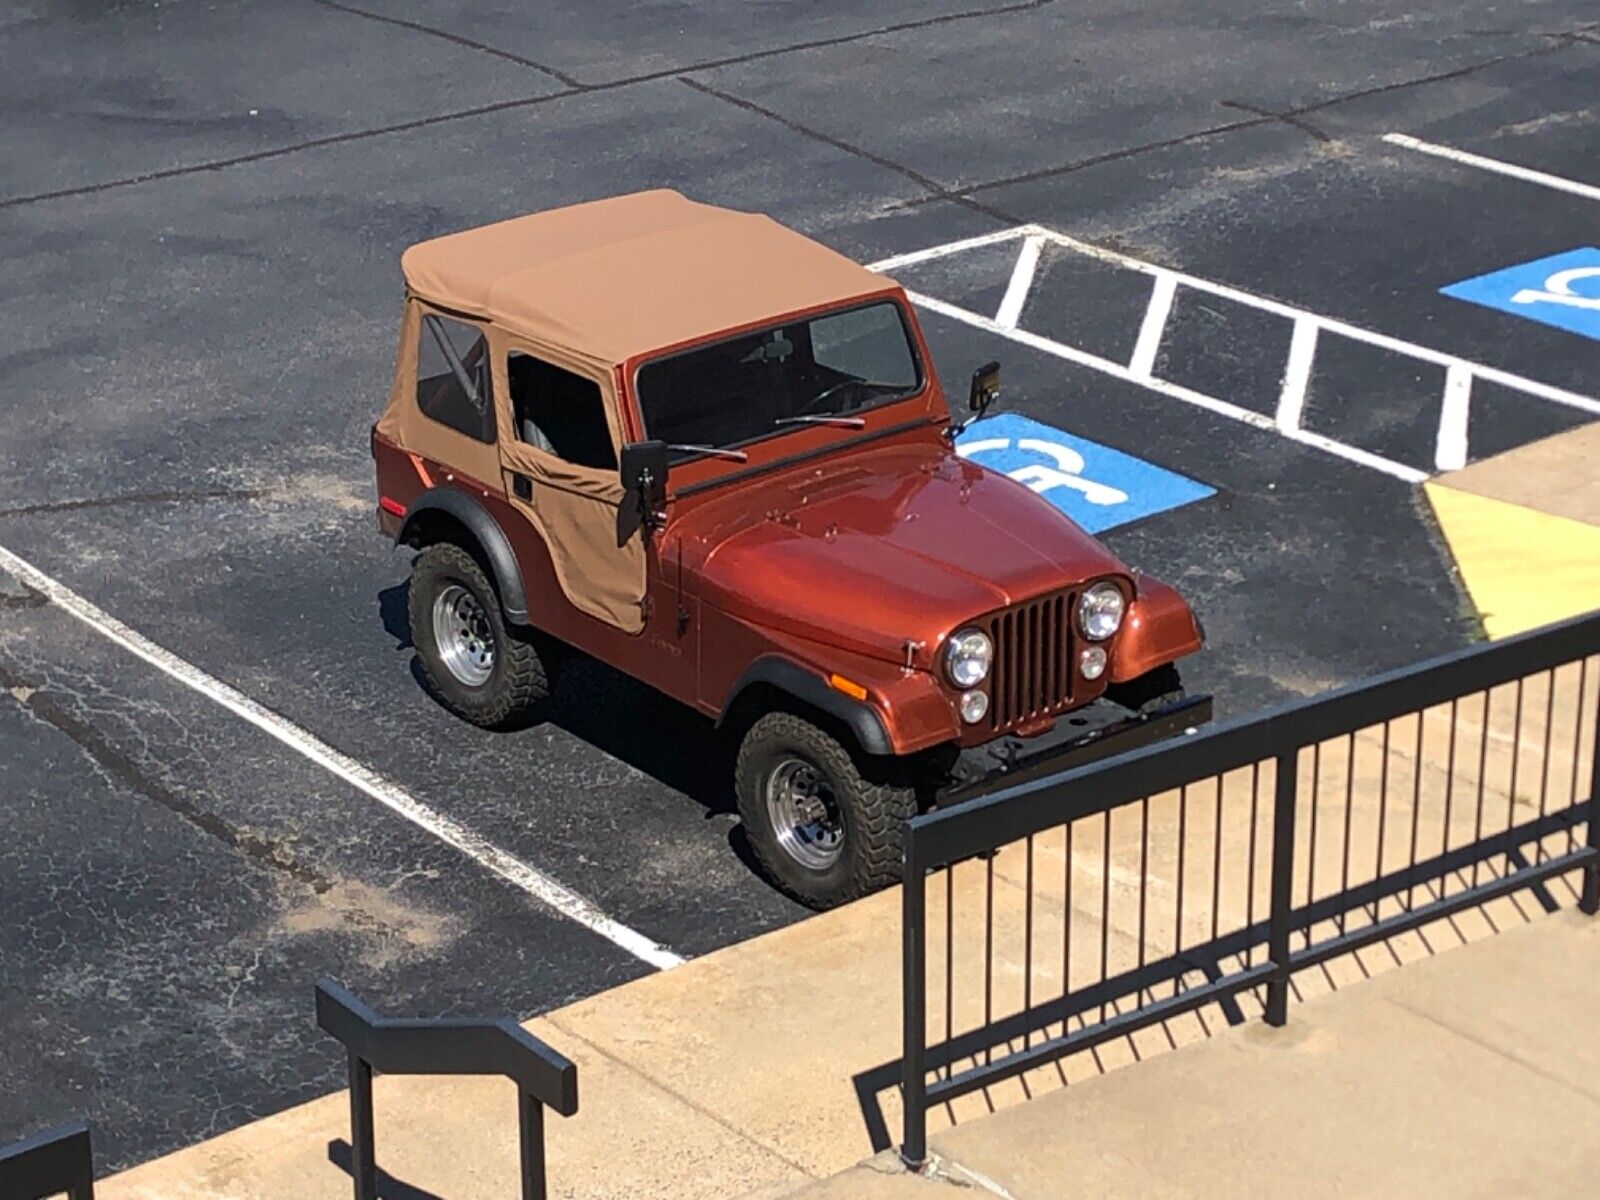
[508,351,617,472]
[417,313,495,443]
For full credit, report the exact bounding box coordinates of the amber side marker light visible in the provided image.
[828,674,869,701]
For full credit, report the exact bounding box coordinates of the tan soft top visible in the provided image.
[400,190,897,369]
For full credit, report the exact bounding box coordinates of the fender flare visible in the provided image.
[396,487,530,626]
[718,656,893,756]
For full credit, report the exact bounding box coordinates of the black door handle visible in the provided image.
[511,472,532,501]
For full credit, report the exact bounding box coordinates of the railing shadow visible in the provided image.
[328,1139,445,1200]
[858,804,1591,1153]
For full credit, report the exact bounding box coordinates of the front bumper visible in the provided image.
[936,692,1213,806]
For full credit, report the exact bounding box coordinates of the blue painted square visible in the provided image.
[955,413,1214,534]
[1441,247,1600,342]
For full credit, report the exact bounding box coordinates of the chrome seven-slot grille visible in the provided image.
[982,589,1076,732]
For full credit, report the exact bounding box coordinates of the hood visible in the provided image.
[684,440,1130,666]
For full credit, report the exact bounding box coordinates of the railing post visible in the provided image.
[71,1131,96,1200]
[1583,699,1600,916]
[347,1053,377,1200]
[1265,749,1299,1026]
[519,1090,546,1200]
[899,828,928,1170]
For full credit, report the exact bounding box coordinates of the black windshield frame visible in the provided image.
[631,298,927,465]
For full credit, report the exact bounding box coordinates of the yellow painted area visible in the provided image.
[1425,482,1600,639]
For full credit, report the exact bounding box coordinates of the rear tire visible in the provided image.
[1105,663,1185,715]
[735,712,916,909]
[408,543,555,729]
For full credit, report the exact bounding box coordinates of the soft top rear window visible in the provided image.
[635,300,922,463]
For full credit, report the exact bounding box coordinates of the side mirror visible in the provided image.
[969,361,1001,415]
[620,439,669,517]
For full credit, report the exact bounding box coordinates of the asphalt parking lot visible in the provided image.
[2,0,1597,1172]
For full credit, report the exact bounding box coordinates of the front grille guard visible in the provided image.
[983,589,1077,733]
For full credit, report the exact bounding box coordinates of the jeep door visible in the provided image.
[492,336,648,635]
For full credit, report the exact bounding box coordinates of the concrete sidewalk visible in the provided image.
[98,669,1594,1198]
[770,907,1600,1200]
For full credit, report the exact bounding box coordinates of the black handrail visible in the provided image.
[0,1121,94,1200]
[911,609,1600,868]
[899,609,1600,1167]
[315,979,578,1200]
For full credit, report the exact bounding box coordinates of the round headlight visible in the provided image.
[1078,583,1125,641]
[943,628,993,688]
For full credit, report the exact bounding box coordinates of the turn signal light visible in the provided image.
[828,674,869,701]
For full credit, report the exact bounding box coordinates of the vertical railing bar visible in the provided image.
[1472,690,1491,888]
[1373,721,1391,923]
[983,853,995,1065]
[519,1090,546,1200]
[1137,796,1149,1006]
[1099,809,1112,1021]
[1265,748,1298,1026]
[1442,697,1459,884]
[1570,659,1589,854]
[1305,741,1321,949]
[77,1128,96,1200]
[943,866,953,1079]
[1338,733,1356,936]
[1246,762,1260,969]
[1536,668,1556,864]
[1023,834,1035,1051]
[901,839,928,1169]
[1583,659,1600,916]
[1173,784,1188,1000]
[1407,709,1425,911]
[348,1052,377,1200]
[1505,678,1525,878]
[1062,819,1073,1039]
[1210,774,1224,945]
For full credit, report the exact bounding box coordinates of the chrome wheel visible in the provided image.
[431,584,495,687]
[766,757,845,872]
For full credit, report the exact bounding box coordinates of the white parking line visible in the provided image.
[1276,318,1318,436]
[994,233,1044,330]
[1384,132,1600,204]
[1128,272,1177,380]
[871,224,1600,482]
[0,542,685,972]
[1436,364,1473,473]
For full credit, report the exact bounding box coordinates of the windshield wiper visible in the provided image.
[668,443,750,462]
[773,413,867,429]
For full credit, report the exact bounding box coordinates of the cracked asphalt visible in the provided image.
[2,0,1597,1174]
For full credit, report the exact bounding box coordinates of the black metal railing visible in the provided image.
[0,1121,95,1200]
[315,979,578,1200]
[900,610,1600,1166]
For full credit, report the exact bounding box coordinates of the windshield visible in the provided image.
[635,300,923,463]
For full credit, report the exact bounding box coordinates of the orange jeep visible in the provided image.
[372,191,1208,908]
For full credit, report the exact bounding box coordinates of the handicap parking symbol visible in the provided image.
[955,413,1214,534]
[1441,247,1600,342]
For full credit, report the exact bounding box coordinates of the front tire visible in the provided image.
[408,543,554,729]
[734,712,916,909]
